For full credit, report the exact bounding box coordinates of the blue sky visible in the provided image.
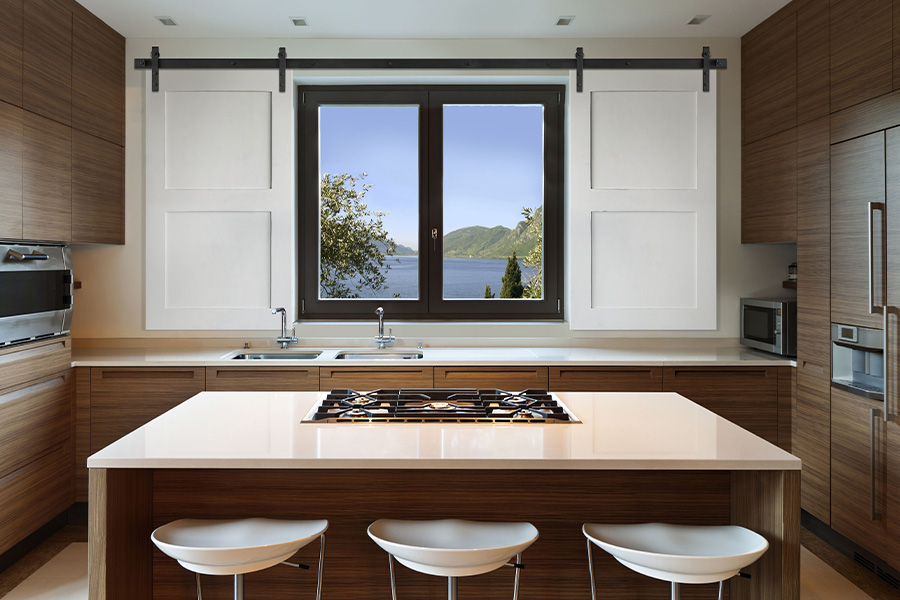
[319,103,544,249]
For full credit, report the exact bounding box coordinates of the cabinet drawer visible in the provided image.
[0,441,73,555]
[433,367,548,390]
[0,370,70,477]
[0,337,71,393]
[206,367,319,391]
[319,367,433,390]
[549,367,663,392]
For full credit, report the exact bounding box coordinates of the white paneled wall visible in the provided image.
[145,70,295,330]
[569,70,717,330]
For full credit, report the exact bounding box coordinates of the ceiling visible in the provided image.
[74,0,791,40]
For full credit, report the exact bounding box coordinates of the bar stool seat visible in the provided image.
[368,518,538,599]
[583,523,768,600]
[152,518,327,599]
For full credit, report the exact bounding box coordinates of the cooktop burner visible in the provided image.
[302,389,580,423]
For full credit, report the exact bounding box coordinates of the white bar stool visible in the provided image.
[151,517,328,600]
[367,518,538,600]
[583,522,768,600]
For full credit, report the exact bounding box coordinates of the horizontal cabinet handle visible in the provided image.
[214,369,311,378]
[100,370,196,380]
[555,369,655,376]
[0,376,65,407]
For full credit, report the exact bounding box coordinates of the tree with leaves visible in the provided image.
[521,206,543,299]
[484,284,495,299]
[319,172,397,298]
[500,251,524,298]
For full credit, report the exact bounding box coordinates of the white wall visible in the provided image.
[70,36,796,345]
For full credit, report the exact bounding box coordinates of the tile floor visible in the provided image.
[0,527,896,599]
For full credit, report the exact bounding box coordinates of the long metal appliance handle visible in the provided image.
[886,307,893,423]
[869,202,886,314]
[870,407,881,520]
[6,249,48,261]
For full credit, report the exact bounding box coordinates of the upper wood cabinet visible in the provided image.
[0,0,24,107]
[22,111,70,242]
[23,0,71,126]
[0,102,23,240]
[742,6,797,145]
[742,128,798,243]
[72,130,124,244]
[830,0,893,113]
[797,0,830,121]
[72,9,124,146]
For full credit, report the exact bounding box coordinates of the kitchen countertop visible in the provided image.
[86,391,801,471]
[70,344,794,367]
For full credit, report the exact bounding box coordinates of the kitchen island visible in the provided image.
[88,391,800,600]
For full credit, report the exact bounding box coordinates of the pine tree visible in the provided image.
[484,284,495,299]
[500,252,524,298]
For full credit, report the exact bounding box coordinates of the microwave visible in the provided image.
[740,297,797,357]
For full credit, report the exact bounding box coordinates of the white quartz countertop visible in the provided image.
[71,345,793,367]
[86,391,801,471]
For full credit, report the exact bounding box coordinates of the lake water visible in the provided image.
[340,256,538,299]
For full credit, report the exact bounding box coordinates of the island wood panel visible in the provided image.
[797,0,830,123]
[71,9,124,146]
[74,366,89,502]
[829,0,893,114]
[796,116,833,523]
[319,367,433,390]
[145,469,736,600]
[22,0,71,126]
[741,4,797,145]
[0,0,23,107]
[89,368,206,453]
[548,366,662,392]
[741,128,797,244]
[662,367,779,444]
[433,366,548,390]
[205,366,319,391]
[830,387,888,558]
[0,442,72,556]
[830,132,886,329]
[22,111,70,242]
[0,337,70,393]
[71,131,124,244]
[0,101,23,240]
[0,370,70,478]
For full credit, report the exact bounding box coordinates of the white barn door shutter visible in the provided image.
[568,69,716,330]
[145,70,295,330]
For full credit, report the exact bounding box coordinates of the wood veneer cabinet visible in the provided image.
[22,111,70,242]
[742,128,798,243]
[0,0,23,107]
[830,0,893,113]
[797,0,831,123]
[206,366,319,391]
[22,0,71,126]
[72,131,124,244]
[72,8,124,146]
[433,366,548,390]
[548,366,662,392]
[319,367,433,390]
[0,101,23,240]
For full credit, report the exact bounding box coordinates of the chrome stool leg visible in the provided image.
[234,573,244,600]
[316,534,326,600]
[195,573,203,600]
[586,539,597,600]
[512,553,522,600]
[670,581,680,600]
[717,580,724,600]
[447,576,458,600]
[388,554,398,600]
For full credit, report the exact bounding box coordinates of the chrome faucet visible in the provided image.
[374,306,395,349]
[272,307,298,349]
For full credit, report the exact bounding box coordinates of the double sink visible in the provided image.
[231,350,424,361]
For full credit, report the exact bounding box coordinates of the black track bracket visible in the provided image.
[278,47,287,92]
[151,46,159,92]
[575,47,584,93]
[702,46,710,92]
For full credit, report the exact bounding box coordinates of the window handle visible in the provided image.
[431,227,438,252]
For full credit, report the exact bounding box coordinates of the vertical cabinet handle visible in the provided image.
[885,308,892,423]
[868,202,886,314]
[870,407,882,521]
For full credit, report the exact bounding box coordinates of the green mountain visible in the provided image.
[443,210,539,259]
[391,243,417,256]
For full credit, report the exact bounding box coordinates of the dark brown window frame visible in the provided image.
[298,84,565,321]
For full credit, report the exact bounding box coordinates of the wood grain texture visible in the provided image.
[319,367,433,390]
[23,0,71,126]
[0,442,73,555]
[148,469,733,600]
[74,366,90,502]
[206,366,319,391]
[0,337,70,393]
[795,116,832,523]
[830,0,893,113]
[0,0,23,107]
[731,470,800,600]
[831,88,900,144]
[89,367,205,453]
[830,387,887,557]
[22,111,70,242]
[886,419,900,572]
[0,370,70,478]
[777,367,794,452]
[663,367,779,444]
[548,366,663,391]
[830,132,886,329]
[433,366,548,390]
[71,10,123,146]
[742,127,797,243]
[896,0,900,91]
[742,5,797,145]
[797,0,830,122]
[71,130,123,244]
[89,468,152,600]
[0,100,23,240]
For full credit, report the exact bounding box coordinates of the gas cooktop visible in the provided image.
[301,389,580,423]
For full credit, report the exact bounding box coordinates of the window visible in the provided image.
[299,85,564,320]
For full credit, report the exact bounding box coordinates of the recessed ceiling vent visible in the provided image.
[556,16,575,26]
[291,17,309,27]
[687,15,710,25]
[155,16,178,26]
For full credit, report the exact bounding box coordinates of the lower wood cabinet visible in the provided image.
[0,370,70,476]
[319,367,433,390]
[549,366,662,392]
[206,366,318,391]
[433,366,548,389]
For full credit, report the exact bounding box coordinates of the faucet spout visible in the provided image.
[374,306,395,349]
[272,307,298,349]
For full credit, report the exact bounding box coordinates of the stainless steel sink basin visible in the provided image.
[232,351,322,360]
[334,350,423,360]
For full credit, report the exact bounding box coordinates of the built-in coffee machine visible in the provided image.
[831,323,884,400]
